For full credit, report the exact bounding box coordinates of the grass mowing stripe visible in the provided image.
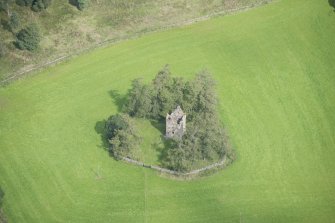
[0,0,335,222]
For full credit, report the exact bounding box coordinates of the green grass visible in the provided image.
[1,0,335,222]
[136,119,166,166]
[0,0,264,80]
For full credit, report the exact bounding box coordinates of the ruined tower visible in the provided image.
[166,106,186,139]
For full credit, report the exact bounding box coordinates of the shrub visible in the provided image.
[16,0,51,11]
[76,0,88,10]
[15,23,41,51]
[15,0,33,7]
[31,0,52,11]
[8,11,20,31]
[105,113,141,160]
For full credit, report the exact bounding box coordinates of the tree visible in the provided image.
[329,0,335,10]
[15,23,41,51]
[105,113,140,160]
[8,11,20,31]
[15,0,33,7]
[0,0,13,16]
[123,66,233,171]
[15,0,51,10]
[76,0,88,11]
[190,70,217,119]
[151,65,176,118]
[31,0,51,11]
[124,79,153,118]
[105,113,130,139]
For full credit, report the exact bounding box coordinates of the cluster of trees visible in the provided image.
[1,0,88,13]
[329,0,335,10]
[0,0,89,55]
[123,66,234,171]
[15,0,52,11]
[105,113,141,160]
[0,0,42,52]
[73,0,89,11]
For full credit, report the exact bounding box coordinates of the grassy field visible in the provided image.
[0,0,264,80]
[1,0,335,222]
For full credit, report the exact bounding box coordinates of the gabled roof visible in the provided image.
[167,106,185,120]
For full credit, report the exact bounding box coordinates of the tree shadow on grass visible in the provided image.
[108,90,127,112]
[329,0,335,11]
[149,120,172,166]
[152,135,173,167]
[94,90,127,158]
[150,119,165,135]
[94,120,109,152]
[68,0,77,8]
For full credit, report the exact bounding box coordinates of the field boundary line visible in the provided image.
[0,0,276,86]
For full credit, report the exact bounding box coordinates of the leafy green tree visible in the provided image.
[15,23,41,51]
[15,0,51,10]
[190,70,217,118]
[8,11,20,31]
[105,113,130,139]
[31,0,51,11]
[110,129,137,160]
[329,0,335,10]
[165,142,188,172]
[123,66,233,171]
[15,0,33,7]
[124,79,153,118]
[0,0,13,16]
[76,0,88,10]
[152,65,176,118]
[105,113,140,160]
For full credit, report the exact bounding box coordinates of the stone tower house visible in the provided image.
[166,106,186,139]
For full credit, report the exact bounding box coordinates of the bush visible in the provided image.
[31,0,52,11]
[0,0,11,15]
[8,12,20,31]
[15,23,41,51]
[75,0,88,10]
[15,0,33,7]
[105,113,141,160]
[16,0,51,11]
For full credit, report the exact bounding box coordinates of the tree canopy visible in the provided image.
[8,11,20,31]
[124,66,234,171]
[15,23,41,51]
[105,113,141,160]
[15,0,52,11]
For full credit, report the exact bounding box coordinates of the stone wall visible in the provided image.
[122,156,227,176]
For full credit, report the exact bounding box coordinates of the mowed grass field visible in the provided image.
[1,0,335,222]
